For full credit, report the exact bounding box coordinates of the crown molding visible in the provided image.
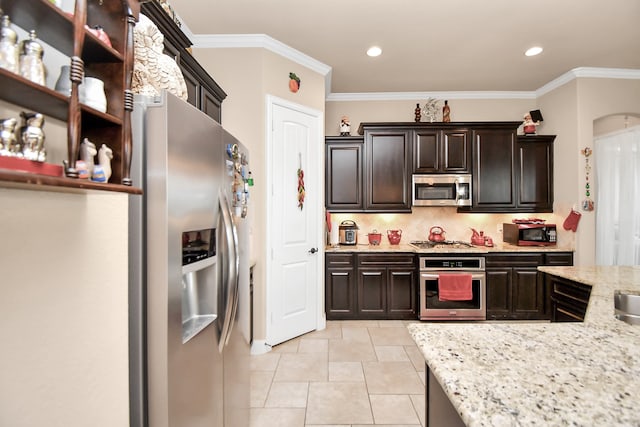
[191,34,332,77]
[536,67,640,97]
[187,33,640,101]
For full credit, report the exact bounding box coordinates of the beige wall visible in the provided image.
[0,189,129,427]
[538,78,640,265]
[192,47,326,345]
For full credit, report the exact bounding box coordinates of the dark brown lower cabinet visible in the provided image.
[325,253,357,319]
[486,252,573,320]
[547,274,591,322]
[326,253,417,320]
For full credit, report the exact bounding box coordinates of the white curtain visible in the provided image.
[594,125,640,265]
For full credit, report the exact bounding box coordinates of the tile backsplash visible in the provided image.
[327,205,575,249]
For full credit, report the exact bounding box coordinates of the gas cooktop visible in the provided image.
[409,240,475,250]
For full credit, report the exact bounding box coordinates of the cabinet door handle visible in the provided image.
[309,247,318,254]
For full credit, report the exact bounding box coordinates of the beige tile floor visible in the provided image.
[250,320,426,427]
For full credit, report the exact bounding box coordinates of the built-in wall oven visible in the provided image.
[418,256,486,320]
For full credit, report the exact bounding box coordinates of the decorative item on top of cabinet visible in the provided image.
[442,100,450,122]
[131,14,188,100]
[339,115,351,136]
[421,98,439,123]
[140,0,226,123]
[414,103,421,122]
[522,109,543,135]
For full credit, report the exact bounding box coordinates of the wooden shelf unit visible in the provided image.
[0,0,143,194]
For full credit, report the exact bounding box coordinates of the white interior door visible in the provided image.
[266,95,323,346]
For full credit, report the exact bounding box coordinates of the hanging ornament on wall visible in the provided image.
[297,153,305,210]
[289,72,300,93]
[581,147,594,211]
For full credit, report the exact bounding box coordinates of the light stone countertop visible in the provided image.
[325,242,574,254]
[408,265,640,427]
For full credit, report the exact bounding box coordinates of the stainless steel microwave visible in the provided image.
[412,174,472,207]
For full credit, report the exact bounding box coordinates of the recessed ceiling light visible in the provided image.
[367,46,382,57]
[525,46,543,57]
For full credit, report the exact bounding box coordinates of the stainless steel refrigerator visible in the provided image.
[129,92,251,427]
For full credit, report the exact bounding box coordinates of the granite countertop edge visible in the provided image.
[407,265,640,427]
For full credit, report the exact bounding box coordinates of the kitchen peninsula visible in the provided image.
[408,266,640,426]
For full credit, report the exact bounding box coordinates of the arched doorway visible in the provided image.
[593,113,640,265]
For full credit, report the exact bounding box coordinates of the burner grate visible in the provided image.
[410,240,474,249]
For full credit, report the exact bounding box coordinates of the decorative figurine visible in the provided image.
[131,14,188,100]
[0,117,18,157]
[442,100,451,123]
[19,112,46,161]
[79,138,97,178]
[97,143,113,182]
[91,164,107,182]
[76,160,90,179]
[522,113,539,135]
[414,103,421,122]
[523,110,543,135]
[0,14,19,74]
[340,116,351,136]
[422,98,439,123]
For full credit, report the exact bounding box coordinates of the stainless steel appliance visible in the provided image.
[412,174,472,207]
[417,255,486,320]
[338,220,358,245]
[129,92,250,427]
[503,222,557,246]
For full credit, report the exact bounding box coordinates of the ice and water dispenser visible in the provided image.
[181,228,217,343]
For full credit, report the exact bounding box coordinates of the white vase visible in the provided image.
[80,77,107,113]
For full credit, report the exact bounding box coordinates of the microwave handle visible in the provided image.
[454,179,461,203]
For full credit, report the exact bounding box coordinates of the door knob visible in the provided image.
[308,247,318,254]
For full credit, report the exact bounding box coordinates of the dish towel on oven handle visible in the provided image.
[438,273,473,301]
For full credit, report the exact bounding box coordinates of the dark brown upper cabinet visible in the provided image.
[325,136,364,211]
[413,127,471,173]
[363,127,412,212]
[325,127,412,213]
[516,135,555,212]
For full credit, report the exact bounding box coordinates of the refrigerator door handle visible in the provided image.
[218,190,239,353]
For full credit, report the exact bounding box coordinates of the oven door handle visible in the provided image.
[421,272,485,280]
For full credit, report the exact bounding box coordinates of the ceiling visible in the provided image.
[171,0,640,95]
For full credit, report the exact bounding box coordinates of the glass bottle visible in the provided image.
[442,100,451,123]
[19,30,46,85]
[0,15,19,74]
